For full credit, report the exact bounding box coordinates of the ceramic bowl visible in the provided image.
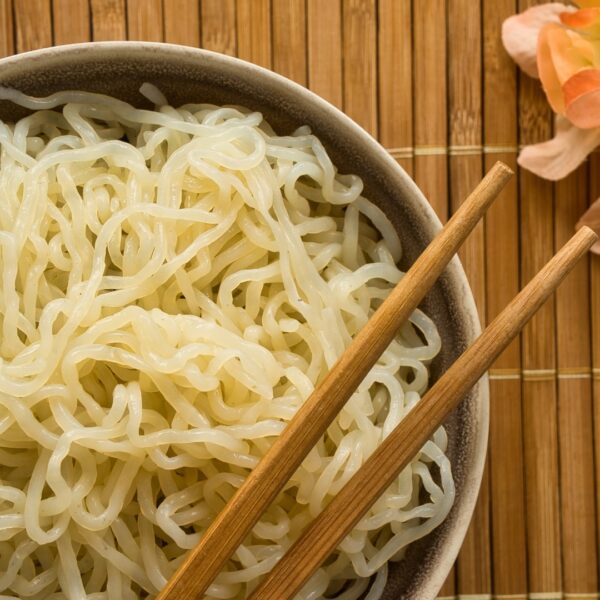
[0,42,488,599]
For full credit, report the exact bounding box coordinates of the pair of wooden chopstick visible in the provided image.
[158,162,597,600]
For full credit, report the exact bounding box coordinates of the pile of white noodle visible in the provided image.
[0,85,454,599]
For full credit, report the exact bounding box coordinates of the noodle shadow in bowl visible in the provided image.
[0,42,488,599]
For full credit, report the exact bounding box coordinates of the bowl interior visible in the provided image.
[0,43,488,599]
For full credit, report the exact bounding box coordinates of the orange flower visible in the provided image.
[502,2,600,181]
[503,2,600,252]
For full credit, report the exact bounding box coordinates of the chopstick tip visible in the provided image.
[576,224,599,246]
[492,160,514,178]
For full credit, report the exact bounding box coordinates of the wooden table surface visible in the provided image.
[0,1,598,599]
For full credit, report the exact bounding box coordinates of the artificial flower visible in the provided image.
[502,1,600,180]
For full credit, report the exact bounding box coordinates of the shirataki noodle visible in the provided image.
[0,84,454,599]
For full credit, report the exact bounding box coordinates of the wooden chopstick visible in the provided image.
[250,225,599,600]
[157,161,513,600]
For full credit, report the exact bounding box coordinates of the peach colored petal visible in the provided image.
[560,7,600,30]
[538,24,569,112]
[564,68,600,102]
[502,3,574,78]
[570,35,598,66]
[538,24,594,112]
[564,69,600,128]
[576,198,600,254]
[546,26,590,82]
[517,115,600,180]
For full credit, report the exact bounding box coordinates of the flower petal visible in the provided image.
[517,115,600,180]
[502,3,575,78]
[561,7,600,31]
[576,197,600,254]
[538,24,569,112]
[538,23,594,113]
[564,69,600,128]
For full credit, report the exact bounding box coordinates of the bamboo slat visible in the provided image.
[127,0,163,42]
[14,0,52,51]
[447,2,485,340]
[90,0,126,41]
[236,0,271,68]
[53,0,90,44]
[520,186,562,584]
[447,0,490,595]
[377,0,412,176]
[200,0,236,56]
[518,0,561,591]
[342,0,377,137]
[307,0,342,108]
[0,0,14,57]
[413,0,448,223]
[590,154,600,599]
[164,0,200,46]
[272,0,306,85]
[482,0,528,596]
[555,167,598,596]
[413,2,451,595]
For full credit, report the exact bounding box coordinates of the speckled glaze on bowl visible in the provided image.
[0,42,489,600]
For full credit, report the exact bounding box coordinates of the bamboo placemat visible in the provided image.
[1,1,598,598]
